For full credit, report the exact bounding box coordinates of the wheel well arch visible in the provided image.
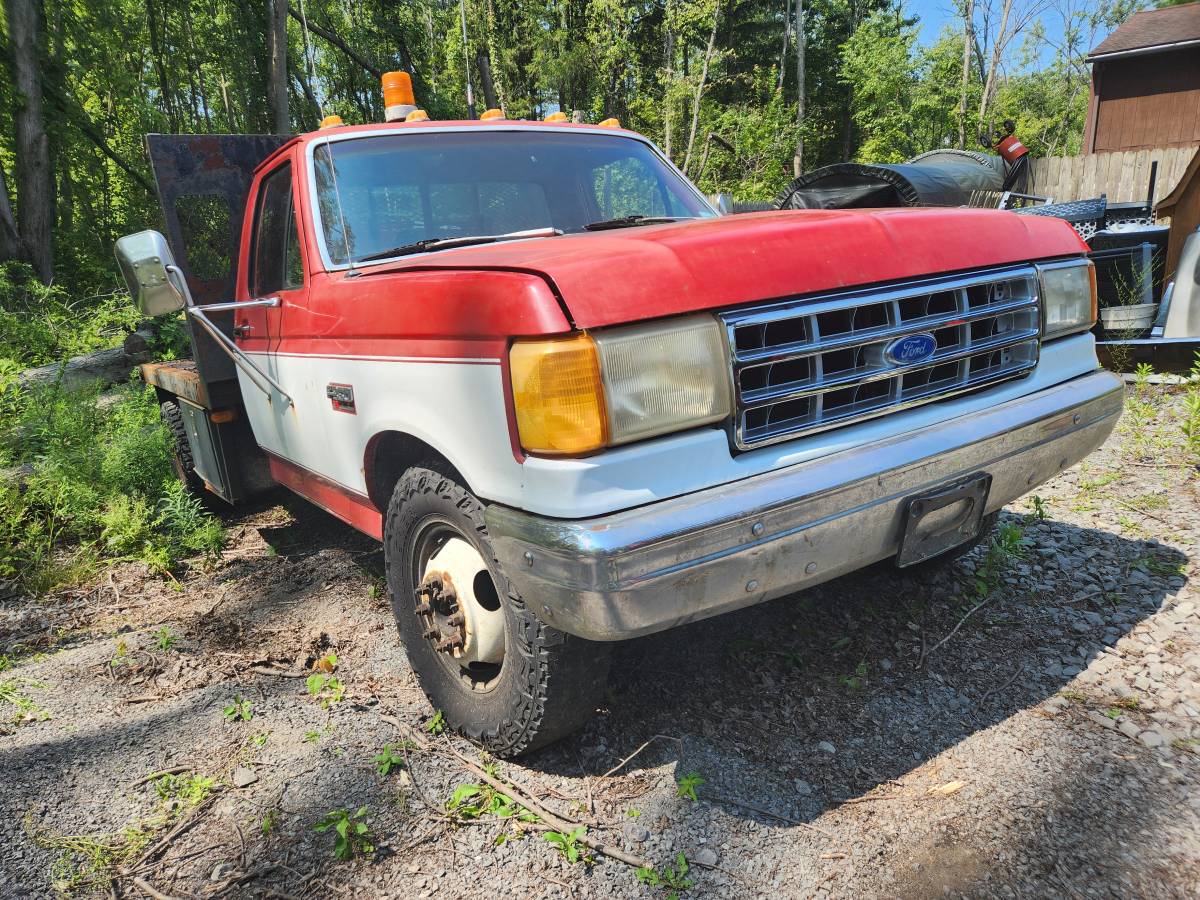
[364,430,469,512]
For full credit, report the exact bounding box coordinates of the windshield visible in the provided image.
[311,130,715,266]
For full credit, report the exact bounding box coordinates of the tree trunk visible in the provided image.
[267,0,289,132]
[5,0,53,283]
[778,0,791,91]
[682,0,721,174]
[978,0,1013,131]
[0,165,24,264]
[957,0,974,149]
[663,0,674,158]
[792,0,805,176]
[476,51,499,111]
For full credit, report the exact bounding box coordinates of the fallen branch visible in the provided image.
[131,876,181,900]
[599,733,683,780]
[979,664,1025,704]
[132,766,191,787]
[917,593,995,668]
[707,794,833,838]
[379,714,653,870]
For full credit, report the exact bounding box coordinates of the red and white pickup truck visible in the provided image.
[115,104,1121,756]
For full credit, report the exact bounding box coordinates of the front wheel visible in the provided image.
[384,465,611,757]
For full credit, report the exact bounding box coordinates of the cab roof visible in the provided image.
[254,119,644,175]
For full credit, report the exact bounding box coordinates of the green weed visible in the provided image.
[675,772,705,802]
[636,853,695,897]
[313,807,375,860]
[153,626,178,652]
[425,710,446,735]
[544,825,593,864]
[840,660,868,692]
[0,676,49,723]
[153,772,215,807]
[305,672,345,709]
[222,696,253,723]
[374,744,406,778]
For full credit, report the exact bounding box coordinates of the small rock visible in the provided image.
[622,822,650,844]
[695,847,719,867]
[879,658,894,671]
[794,779,814,796]
[1139,730,1165,748]
[211,862,236,881]
[1118,720,1141,741]
[231,767,258,788]
[816,740,836,754]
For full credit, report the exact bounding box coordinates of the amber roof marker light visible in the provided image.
[382,71,417,122]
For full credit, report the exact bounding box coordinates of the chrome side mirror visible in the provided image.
[114,230,187,316]
[711,192,734,215]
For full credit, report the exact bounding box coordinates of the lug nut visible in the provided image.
[414,601,431,615]
[447,612,465,627]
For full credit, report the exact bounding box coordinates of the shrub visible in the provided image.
[0,378,224,595]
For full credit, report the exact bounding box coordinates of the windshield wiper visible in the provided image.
[357,227,562,263]
[582,215,694,231]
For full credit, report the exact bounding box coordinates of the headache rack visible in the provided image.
[720,266,1042,450]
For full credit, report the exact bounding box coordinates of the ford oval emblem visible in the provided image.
[884,333,938,366]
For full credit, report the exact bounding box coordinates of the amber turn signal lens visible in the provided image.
[598,117,620,128]
[319,115,344,129]
[405,109,429,122]
[481,108,506,120]
[509,334,607,455]
[544,111,568,122]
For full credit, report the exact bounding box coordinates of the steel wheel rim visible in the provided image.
[411,518,506,693]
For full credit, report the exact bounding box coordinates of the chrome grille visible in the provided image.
[721,267,1041,450]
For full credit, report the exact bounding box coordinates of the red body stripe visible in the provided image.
[266,452,383,541]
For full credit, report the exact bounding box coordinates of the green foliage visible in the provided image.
[306,672,346,709]
[0,379,224,596]
[374,744,406,778]
[425,710,446,735]
[0,676,50,724]
[543,825,593,864]
[153,772,215,807]
[222,695,253,723]
[840,660,869,692]
[313,806,375,860]
[153,626,179,652]
[0,263,139,368]
[637,853,695,897]
[675,772,705,802]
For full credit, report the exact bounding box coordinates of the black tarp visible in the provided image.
[776,152,1006,211]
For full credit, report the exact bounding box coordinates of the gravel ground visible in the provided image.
[2,379,1199,899]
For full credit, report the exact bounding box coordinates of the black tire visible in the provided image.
[384,465,611,757]
[898,512,998,576]
[159,400,207,498]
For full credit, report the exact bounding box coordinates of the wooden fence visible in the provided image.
[1026,147,1197,207]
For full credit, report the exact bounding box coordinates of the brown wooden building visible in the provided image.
[1083,3,1200,154]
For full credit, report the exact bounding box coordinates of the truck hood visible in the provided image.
[369,208,1087,330]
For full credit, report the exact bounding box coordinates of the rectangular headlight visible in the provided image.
[1039,260,1097,340]
[508,315,731,456]
[593,314,731,445]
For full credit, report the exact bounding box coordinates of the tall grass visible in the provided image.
[0,263,223,597]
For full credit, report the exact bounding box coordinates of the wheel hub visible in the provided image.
[415,537,504,667]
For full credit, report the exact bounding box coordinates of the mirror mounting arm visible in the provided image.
[167,265,294,407]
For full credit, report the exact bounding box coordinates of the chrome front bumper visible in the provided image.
[485,370,1124,641]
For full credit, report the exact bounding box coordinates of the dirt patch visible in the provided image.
[2,383,1199,898]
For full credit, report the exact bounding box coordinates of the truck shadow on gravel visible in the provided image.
[520,511,1187,824]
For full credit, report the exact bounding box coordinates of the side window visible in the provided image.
[591,157,679,219]
[251,163,303,295]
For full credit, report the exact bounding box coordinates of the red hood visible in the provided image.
[367,208,1088,330]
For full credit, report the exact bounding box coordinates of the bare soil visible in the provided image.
[2,381,1199,899]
